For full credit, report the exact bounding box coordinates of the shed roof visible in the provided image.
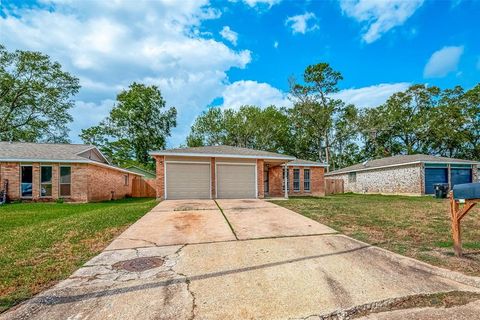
[326,154,479,176]
[150,145,295,160]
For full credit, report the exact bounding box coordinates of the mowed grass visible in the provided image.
[272,194,480,276]
[0,198,157,313]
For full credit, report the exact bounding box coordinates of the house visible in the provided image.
[124,165,156,179]
[326,154,480,196]
[0,142,142,202]
[149,145,327,200]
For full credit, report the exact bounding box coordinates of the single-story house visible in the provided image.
[0,142,142,202]
[326,154,480,196]
[124,165,156,179]
[149,145,328,200]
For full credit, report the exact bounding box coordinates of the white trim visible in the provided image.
[288,163,329,167]
[20,164,33,199]
[215,162,256,166]
[164,161,211,200]
[39,165,53,198]
[59,165,72,198]
[326,160,479,176]
[150,151,295,161]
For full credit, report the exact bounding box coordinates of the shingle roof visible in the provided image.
[327,154,479,175]
[0,142,96,162]
[150,145,295,160]
[288,159,328,167]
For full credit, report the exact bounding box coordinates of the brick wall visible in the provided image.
[257,159,264,199]
[0,162,20,200]
[87,164,133,201]
[329,163,423,195]
[154,155,165,200]
[268,165,325,197]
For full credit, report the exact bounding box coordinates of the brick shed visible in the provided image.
[0,142,142,202]
[326,154,479,196]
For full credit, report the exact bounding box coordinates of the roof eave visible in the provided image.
[149,151,296,161]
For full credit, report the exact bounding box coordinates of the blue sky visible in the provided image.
[1,0,479,147]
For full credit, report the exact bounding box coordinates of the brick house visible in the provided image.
[149,145,327,200]
[0,142,142,202]
[326,154,479,196]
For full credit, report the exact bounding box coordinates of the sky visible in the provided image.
[1,0,479,147]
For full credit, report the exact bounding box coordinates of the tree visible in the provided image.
[289,62,344,169]
[0,45,80,142]
[81,83,177,168]
[186,105,294,154]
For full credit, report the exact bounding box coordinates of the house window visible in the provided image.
[124,174,129,186]
[304,169,310,192]
[348,172,357,183]
[293,169,300,192]
[40,166,53,197]
[21,165,33,198]
[282,168,290,191]
[60,166,71,197]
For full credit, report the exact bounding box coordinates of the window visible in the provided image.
[40,166,53,197]
[21,165,33,198]
[348,172,357,183]
[293,169,300,192]
[124,174,129,186]
[60,166,71,197]
[304,169,310,192]
[282,168,290,191]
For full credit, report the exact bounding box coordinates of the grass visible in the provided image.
[0,198,157,313]
[272,193,480,276]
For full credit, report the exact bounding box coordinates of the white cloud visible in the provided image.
[285,12,318,34]
[237,0,282,8]
[273,41,279,48]
[218,80,291,109]
[220,26,238,46]
[332,82,411,108]
[423,46,464,78]
[0,0,251,147]
[340,0,424,43]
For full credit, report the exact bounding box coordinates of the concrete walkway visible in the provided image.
[2,199,480,320]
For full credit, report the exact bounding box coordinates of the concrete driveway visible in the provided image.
[2,199,480,320]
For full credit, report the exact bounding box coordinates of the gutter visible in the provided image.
[148,151,296,161]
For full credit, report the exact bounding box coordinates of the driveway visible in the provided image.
[2,199,480,320]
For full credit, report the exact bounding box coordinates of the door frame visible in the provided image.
[215,162,258,199]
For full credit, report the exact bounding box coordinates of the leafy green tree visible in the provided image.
[289,62,344,168]
[81,83,176,168]
[187,105,294,154]
[0,45,80,142]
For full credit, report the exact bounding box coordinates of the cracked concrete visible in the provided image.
[2,199,480,320]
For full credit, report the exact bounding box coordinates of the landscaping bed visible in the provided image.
[0,198,157,313]
[272,194,480,276]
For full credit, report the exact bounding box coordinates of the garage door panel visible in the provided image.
[424,168,448,195]
[217,164,256,199]
[451,168,472,188]
[166,163,210,199]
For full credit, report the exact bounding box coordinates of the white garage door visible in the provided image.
[166,162,210,199]
[217,164,256,199]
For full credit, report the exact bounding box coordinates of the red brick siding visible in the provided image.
[0,162,20,200]
[87,164,133,201]
[268,165,325,197]
[154,155,165,200]
[257,159,264,199]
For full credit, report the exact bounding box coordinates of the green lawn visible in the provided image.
[272,194,480,276]
[0,198,157,313]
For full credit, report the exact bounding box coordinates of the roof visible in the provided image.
[125,165,156,178]
[326,154,479,176]
[149,145,296,160]
[288,159,329,167]
[0,142,141,175]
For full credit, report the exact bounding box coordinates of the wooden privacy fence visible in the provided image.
[132,177,156,198]
[325,178,344,195]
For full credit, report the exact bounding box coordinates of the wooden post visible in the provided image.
[449,191,478,257]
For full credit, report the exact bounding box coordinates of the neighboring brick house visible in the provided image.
[0,142,142,202]
[326,154,479,196]
[149,145,327,200]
